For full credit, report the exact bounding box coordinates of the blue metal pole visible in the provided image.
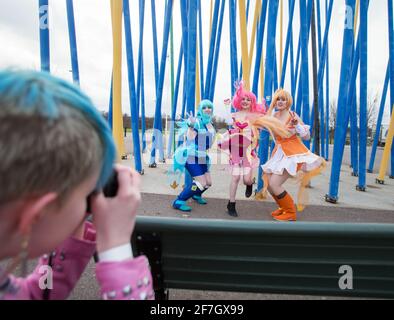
[229,0,239,97]
[209,0,226,101]
[123,0,143,173]
[39,0,50,72]
[150,0,159,90]
[167,44,184,157]
[324,0,330,160]
[316,0,322,56]
[289,0,296,98]
[66,0,79,85]
[252,0,268,96]
[315,0,325,156]
[257,0,280,191]
[300,0,311,149]
[325,0,330,160]
[315,0,334,157]
[294,0,314,114]
[108,76,113,130]
[180,0,190,114]
[349,88,359,175]
[279,0,295,88]
[198,0,205,96]
[368,63,390,172]
[346,0,370,176]
[136,0,145,115]
[150,0,174,165]
[326,0,356,203]
[136,0,146,152]
[294,38,301,97]
[273,49,279,91]
[357,0,368,191]
[183,0,198,188]
[185,0,197,114]
[348,35,361,175]
[204,0,221,99]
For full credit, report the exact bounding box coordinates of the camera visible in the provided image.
[86,170,119,213]
[102,170,119,197]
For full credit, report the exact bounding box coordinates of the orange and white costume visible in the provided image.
[262,113,323,177]
[256,111,326,213]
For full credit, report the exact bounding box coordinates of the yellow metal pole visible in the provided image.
[354,0,360,35]
[279,0,284,77]
[247,0,262,82]
[110,0,125,159]
[377,105,394,183]
[238,0,251,90]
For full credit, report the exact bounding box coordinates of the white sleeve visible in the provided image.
[295,124,310,137]
[98,243,133,262]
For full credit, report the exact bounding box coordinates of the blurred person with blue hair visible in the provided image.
[0,70,153,300]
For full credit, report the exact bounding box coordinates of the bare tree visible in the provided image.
[329,99,337,130]
[367,92,379,131]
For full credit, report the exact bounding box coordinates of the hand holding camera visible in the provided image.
[89,165,141,254]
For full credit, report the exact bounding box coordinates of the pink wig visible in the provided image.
[232,81,267,114]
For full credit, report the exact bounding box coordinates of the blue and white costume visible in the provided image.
[170,100,216,212]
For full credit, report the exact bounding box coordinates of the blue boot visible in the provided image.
[172,199,192,212]
[192,185,209,205]
[192,195,207,205]
[173,181,205,211]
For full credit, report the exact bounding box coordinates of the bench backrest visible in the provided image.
[132,216,394,299]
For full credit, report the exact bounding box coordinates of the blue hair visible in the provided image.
[0,69,116,189]
[196,99,214,125]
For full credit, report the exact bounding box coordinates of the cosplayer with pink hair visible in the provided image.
[218,82,288,217]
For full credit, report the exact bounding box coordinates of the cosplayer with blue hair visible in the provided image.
[0,70,155,301]
[170,100,216,212]
[0,69,116,191]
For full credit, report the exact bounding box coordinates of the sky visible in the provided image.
[0,0,392,126]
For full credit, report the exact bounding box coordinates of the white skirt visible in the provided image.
[262,145,323,177]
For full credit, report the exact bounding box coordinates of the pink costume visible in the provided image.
[218,116,260,172]
[0,222,153,300]
[219,82,267,174]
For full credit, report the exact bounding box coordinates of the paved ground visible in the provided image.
[124,131,394,211]
[138,193,394,223]
[70,155,393,300]
[3,137,392,300]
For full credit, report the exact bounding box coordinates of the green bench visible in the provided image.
[132,216,394,299]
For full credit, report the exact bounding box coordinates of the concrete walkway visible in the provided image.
[122,152,394,212]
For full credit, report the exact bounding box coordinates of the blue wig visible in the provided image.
[196,99,214,126]
[0,69,116,189]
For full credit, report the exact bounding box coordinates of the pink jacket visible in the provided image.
[0,223,154,300]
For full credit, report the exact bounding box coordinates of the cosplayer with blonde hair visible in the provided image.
[254,88,325,222]
[169,100,216,213]
[219,82,289,217]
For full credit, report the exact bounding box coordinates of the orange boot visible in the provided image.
[270,195,284,217]
[273,191,297,222]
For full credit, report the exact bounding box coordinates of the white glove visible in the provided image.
[223,113,234,126]
[295,124,310,137]
[186,111,197,127]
